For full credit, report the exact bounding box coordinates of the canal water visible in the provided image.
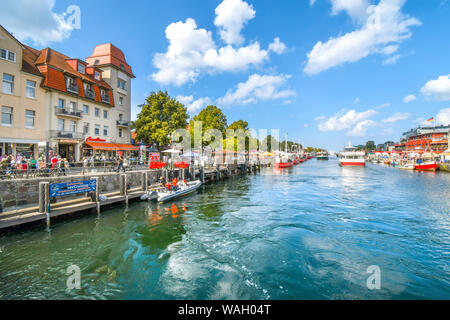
[0,158,449,299]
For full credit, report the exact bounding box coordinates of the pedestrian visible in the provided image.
[116,153,125,173]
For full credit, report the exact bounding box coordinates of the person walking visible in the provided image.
[116,153,125,173]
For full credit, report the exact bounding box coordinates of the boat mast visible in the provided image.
[285,133,288,153]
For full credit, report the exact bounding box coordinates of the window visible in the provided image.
[119,113,123,120]
[119,128,123,138]
[119,97,123,105]
[83,123,89,134]
[58,99,65,109]
[94,124,100,135]
[83,105,89,114]
[78,62,85,74]
[25,110,35,128]
[117,79,126,90]
[2,73,14,94]
[26,80,36,98]
[58,118,65,131]
[1,106,13,126]
[94,71,100,80]
[0,49,15,62]
[69,120,76,133]
[69,101,77,112]
[95,107,100,117]
[103,126,108,136]
[103,110,108,119]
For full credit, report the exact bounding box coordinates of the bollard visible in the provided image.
[200,165,205,183]
[216,164,220,180]
[120,174,127,196]
[92,177,100,215]
[142,171,148,191]
[39,182,46,213]
[43,182,50,227]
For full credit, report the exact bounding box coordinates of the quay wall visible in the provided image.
[0,169,170,211]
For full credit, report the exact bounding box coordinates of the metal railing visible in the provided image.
[66,84,79,94]
[101,94,110,103]
[54,106,82,118]
[116,120,130,127]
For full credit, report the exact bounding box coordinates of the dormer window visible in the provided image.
[78,62,85,74]
[94,70,100,80]
[66,77,78,94]
[120,64,125,70]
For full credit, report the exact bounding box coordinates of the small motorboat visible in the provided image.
[398,161,414,170]
[153,180,202,202]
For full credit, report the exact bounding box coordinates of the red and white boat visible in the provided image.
[414,159,438,171]
[273,152,294,168]
[338,142,366,166]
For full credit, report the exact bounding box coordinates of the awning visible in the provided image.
[85,141,139,151]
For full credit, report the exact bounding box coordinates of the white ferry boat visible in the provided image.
[338,142,366,167]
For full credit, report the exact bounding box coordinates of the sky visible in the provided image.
[1,0,450,151]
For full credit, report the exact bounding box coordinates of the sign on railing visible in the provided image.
[50,180,96,198]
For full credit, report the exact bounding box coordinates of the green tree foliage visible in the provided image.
[135,91,188,149]
[189,105,227,146]
[227,120,249,131]
[365,140,376,150]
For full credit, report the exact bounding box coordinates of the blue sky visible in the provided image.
[2,0,450,150]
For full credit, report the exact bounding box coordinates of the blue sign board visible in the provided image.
[50,180,96,198]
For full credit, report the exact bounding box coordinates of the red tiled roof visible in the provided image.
[85,43,135,78]
[33,47,114,106]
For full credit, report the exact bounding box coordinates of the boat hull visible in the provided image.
[274,162,294,168]
[157,180,202,202]
[339,161,365,166]
[414,162,438,171]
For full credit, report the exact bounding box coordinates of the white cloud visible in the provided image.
[436,108,450,125]
[330,0,370,24]
[375,102,391,109]
[348,119,377,136]
[218,74,296,105]
[269,37,287,54]
[0,0,75,46]
[152,0,284,86]
[214,0,255,45]
[317,109,378,136]
[310,0,317,6]
[381,111,410,123]
[382,54,401,65]
[304,0,421,75]
[420,75,450,101]
[403,94,416,103]
[176,95,212,113]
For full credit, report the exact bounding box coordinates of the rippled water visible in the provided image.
[0,158,449,299]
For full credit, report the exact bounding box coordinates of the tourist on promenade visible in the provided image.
[116,153,125,173]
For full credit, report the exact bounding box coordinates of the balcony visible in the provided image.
[55,106,82,119]
[49,130,84,140]
[101,94,110,104]
[66,83,79,94]
[116,120,130,127]
[85,89,95,100]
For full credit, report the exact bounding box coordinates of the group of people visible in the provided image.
[0,154,71,175]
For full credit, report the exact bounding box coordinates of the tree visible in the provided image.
[135,91,188,149]
[227,120,248,131]
[189,105,227,146]
[365,140,376,151]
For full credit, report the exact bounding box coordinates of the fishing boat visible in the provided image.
[414,159,438,171]
[338,142,365,166]
[273,154,294,168]
[144,180,202,203]
[316,151,329,160]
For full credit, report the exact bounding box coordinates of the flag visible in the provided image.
[426,117,434,122]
